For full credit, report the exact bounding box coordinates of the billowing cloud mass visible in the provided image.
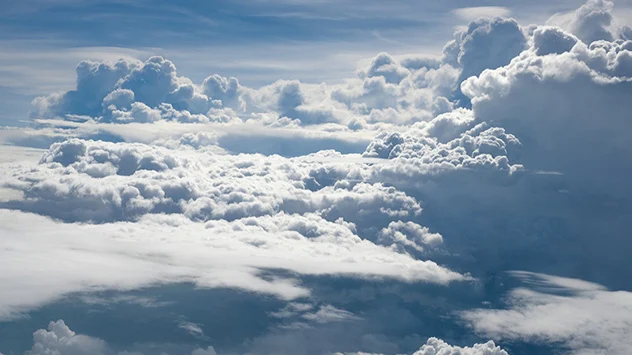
[563,0,615,43]
[28,320,109,355]
[2,0,632,354]
[413,338,508,355]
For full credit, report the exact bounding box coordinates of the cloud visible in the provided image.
[24,319,219,355]
[3,1,632,353]
[17,319,509,355]
[461,272,632,355]
[378,221,443,253]
[413,337,508,355]
[443,17,527,90]
[0,207,464,319]
[461,33,632,193]
[31,58,140,119]
[549,0,616,44]
[359,52,411,84]
[27,320,109,355]
[30,56,238,124]
[191,347,218,355]
[532,26,579,56]
[179,320,207,339]
[452,7,511,22]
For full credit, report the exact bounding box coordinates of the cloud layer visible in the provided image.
[2,0,632,354]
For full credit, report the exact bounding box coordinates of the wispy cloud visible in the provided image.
[452,6,512,21]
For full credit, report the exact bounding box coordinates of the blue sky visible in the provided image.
[1,1,632,354]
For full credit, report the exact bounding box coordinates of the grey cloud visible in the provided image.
[532,26,579,56]
[461,36,632,194]
[568,0,615,44]
[31,56,239,124]
[31,59,139,119]
[445,17,527,86]
[359,52,411,84]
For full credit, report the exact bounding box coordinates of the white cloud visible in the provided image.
[462,272,632,354]
[0,207,464,319]
[461,32,632,193]
[179,320,207,339]
[452,7,512,22]
[413,337,508,355]
[27,320,108,355]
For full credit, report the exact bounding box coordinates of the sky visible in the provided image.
[1,0,632,354]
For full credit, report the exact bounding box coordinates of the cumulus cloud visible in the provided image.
[444,17,527,86]
[413,337,508,355]
[31,56,243,124]
[532,26,579,56]
[28,320,109,355]
[549,0,616,44]
[461,33,632,193]
[378,221,443,253]
[31,59,140,119]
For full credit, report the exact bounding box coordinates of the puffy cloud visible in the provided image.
[201,74,244,111]
[30,56,241,124]
[532,26,579,56]
[363,117,522,179]
[28,320,108,355]
[359,52,411,84]
[117,56,180,108]
[330,53,459,125]
[444,17,527,84]
[31,59,139,119]
[462,272,632,355]
[0,138,469,318]
[378,221,443,253]
[461,36,632,194]
[252,80,343,125]
[413,337,508,355]
[2,139,432,230]
[566,0,615,44]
